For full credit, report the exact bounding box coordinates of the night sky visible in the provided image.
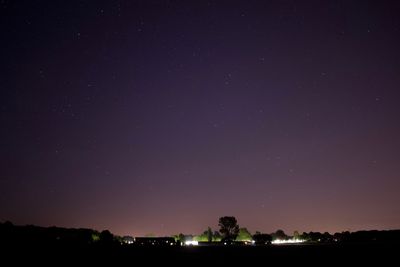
[1,0,400,236]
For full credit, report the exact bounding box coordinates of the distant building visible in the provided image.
[134,237,177,246]
[122,236,135,244]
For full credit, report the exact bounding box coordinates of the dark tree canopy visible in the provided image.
[252,233,272,245]
[273,229,288,240]
[99,230,114,244]
[218,216,240,242]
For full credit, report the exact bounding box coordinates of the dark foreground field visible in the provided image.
[3,243,399,266]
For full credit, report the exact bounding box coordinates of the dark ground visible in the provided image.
[2,224,399,265]
[3,243,399,266]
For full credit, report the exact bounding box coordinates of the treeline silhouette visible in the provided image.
[1,220,399,248]
[0,221,119,249]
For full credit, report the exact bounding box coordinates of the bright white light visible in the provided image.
[184,240,199,246]
[272,238,305,244]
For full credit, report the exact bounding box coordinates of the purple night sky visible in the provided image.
[1,0,400,236]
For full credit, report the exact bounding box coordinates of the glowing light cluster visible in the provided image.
[184,240,199,246]
[271,238,305,244]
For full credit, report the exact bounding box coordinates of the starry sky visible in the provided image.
[1,0,400,236]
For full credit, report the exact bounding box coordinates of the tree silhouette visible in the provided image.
[213,231,222,242]
[193,228,214,242]
[273,229,287,240]
[293,230,300,240]
[178,233,186,243]
[218,216,239,242]
[253,233,272,245]
[237,228,252,241]
[99,230,114,245]
[207,227,213,242]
